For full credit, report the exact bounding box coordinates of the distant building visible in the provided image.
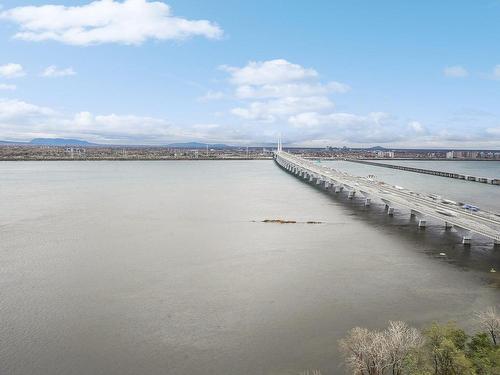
[376,151,394,158]
[446,151,479,159]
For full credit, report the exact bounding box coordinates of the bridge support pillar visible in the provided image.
[444,221,453,230]
[387,207,394,216]
[335,186,341,193]
[410,209,418,217]
[494,239,500,247]
[324,182,330,189]
[309,175,315,183]
[462,235,472,246]
[385,203,390,210]
[364,198,371,206]
[316,178,322,185]
[418,219,426,229]
[348,191,355,199]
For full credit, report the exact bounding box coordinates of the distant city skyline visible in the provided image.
[1,0,500,148]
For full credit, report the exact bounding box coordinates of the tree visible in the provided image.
[423,322,474,375]
[385,321,424,375]
[339,322,423,375]
[467,332,500,375]
[300,370,322,375]
[339,327,389,375]
[475,307,500,346]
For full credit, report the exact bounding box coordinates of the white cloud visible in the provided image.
[0,98,223,144]
[235,81,350,99]
[1,97,500,147]
[232,96,334,122]
[443,65,468,78]
[493,65,500,80]
[213,59,500,147]
[0,0,223,46]
[0,83,16,90]
[407,120,426,134]
[221,59,318,86]
[284,112,435,145]
[41,65,76,77]
[0,63,26,78]
[288,112,368,128]
[198,90,225,102]
[486,127,500,136]
[0,99,56,120]
[223,59,349,123]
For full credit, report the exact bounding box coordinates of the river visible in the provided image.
[1,160,500,375]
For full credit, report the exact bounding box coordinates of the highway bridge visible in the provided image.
[345,159,500,185]
[274,149,500,246]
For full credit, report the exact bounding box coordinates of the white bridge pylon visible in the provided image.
[274,150,500,246]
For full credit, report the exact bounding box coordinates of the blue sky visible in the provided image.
[0,0,499,147]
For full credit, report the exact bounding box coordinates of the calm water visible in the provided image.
[1,160,500,375]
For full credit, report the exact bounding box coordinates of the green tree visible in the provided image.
[420,323,474,375]
[467,333,500,375]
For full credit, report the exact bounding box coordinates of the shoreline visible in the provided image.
[0,157,274,161]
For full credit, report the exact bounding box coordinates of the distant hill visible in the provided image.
[0,138,97,146]
[166,142,231,149]
[29,138,96,146]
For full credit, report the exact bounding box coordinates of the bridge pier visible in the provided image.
[364,198,371,206]
[494,239,500,247]
[462,234,472,246]
[387,207,394,216]
[348,191,355,199]
[410,209,418,217]
[334,186,341,193]
[418,219,426,229]
[444,221,453,230]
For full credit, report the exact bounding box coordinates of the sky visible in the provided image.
[0,0,500,148]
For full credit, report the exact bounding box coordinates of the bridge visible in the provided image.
[274,149,500,246]
[345,159,500,185]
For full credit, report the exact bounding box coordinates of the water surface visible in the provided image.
[1,160,500,375]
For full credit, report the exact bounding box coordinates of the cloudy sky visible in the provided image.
[1,0,500,147]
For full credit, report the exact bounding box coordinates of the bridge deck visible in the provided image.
[275,151,500,244]
[345,159,500,185]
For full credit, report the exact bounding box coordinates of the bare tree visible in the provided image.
[339,322,423,375]
[475,306,500,345]
[339,327,390,375]
[384,321,424,375]
[299,370,322,375]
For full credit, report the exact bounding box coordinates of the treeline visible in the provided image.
[338,307,500,374]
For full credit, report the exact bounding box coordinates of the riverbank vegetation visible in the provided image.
[339,307,500,374]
